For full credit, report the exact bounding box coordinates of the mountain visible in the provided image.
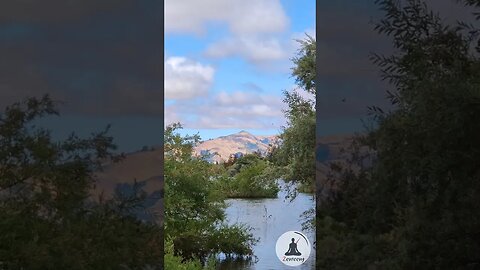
[194,130,278,163]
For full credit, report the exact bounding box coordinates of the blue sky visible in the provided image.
[165,0,315,140]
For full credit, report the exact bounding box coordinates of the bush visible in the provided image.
[215,154,279,198]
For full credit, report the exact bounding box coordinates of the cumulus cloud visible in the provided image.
[194,117,269,129]
[166,0,292,69]
[205,35,288,65]
[164,57,215,100]
[165,90,286,129]
[204,26,317,70]
[165,0,288,35]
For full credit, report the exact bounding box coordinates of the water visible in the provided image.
[218,182,315,270]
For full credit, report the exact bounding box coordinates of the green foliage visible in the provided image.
[273,106,315,186]
[271,34,316,189]
[291,34,316,94]
[164,124,256,264]
[316,1,480,269]
[164,239,215,270]
[215,154,280,198]
[225,153,262,176]
[0,95,163,269]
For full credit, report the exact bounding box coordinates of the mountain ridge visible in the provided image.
[194,130,278,163]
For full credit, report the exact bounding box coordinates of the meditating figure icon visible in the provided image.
[284,238,302,256]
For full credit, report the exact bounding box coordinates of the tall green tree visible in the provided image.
[316,0,480,269]
[272,34,316,192]
[0,96,163,270]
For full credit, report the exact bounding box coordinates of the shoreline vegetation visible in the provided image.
[214,153,280,199]
[164,123,258,269]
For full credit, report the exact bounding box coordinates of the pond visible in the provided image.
[217,182,316,270]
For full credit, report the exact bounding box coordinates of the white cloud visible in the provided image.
[165,90,286,129]
[204,27,316,70]
[205,35,288,65]
[165,0,298,69]
[165,0,288,35]
[227,0,288,35]
[164,57,214,100]
[195,117,267,129]
[215,91,264,106]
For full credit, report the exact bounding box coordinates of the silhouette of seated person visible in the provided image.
[284,238,302,256]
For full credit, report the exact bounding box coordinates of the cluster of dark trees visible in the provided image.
[0,96,163,269]
[315,0,480,269]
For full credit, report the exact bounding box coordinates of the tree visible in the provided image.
[0,95,163,269]
[291,34,316,95]
[216,154,280,198]
[272,34,316,191]
[316,0,480,268]
[164,123,256,264]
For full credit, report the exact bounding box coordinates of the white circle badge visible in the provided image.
[275,231,311,267]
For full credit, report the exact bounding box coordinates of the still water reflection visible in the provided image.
[217,182,315,270]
